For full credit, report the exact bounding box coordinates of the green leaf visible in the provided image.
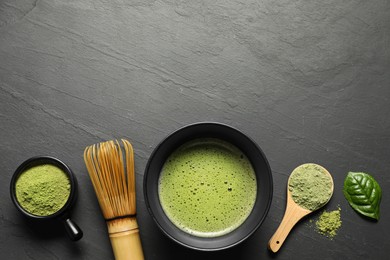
[343,172,382,220]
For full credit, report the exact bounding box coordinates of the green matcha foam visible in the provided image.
[158,138,257,238]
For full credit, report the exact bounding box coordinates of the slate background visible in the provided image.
[1,0,389,259]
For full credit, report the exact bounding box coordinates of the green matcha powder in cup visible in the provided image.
[15,164,71,216]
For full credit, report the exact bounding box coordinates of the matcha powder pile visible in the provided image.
[288,163,333,211]
[15,164,71,216]
[315,208,342,239]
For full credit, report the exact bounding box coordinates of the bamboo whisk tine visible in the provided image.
[83,139,136,220]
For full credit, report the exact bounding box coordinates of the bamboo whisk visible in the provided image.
[84,139,144,260]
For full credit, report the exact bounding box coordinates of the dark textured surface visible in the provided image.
[1,0,389,259]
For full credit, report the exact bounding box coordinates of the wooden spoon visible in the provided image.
[268,163,334,253]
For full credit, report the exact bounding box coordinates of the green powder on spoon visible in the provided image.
[288,163,333,211]
[15,164,71,216]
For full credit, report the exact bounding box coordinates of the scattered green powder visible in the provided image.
[315,207,342,239]
[288,163,333,211]
[15,164,71,216]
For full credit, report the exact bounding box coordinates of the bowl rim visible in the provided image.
[143,122,273,251]
[10,155,78,219]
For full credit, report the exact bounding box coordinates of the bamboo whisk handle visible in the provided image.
[107,217,144,260]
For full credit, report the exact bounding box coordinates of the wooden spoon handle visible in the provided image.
[268,202,311,253]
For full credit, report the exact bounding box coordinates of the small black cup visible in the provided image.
[10,156,83,241]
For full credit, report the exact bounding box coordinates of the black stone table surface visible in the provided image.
[1,0,389,259]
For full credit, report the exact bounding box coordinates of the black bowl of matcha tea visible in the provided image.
[144,122,273,251]
[10,156,83,241]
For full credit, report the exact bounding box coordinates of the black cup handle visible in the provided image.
[63,218,83,241]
